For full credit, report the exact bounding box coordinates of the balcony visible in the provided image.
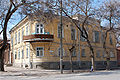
[23,34,54,42]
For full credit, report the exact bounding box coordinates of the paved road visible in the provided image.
[0,67,120,80]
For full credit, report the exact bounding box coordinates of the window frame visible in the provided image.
[18,49,20,59]
[58,47,64,56]
[35,23,44,34]
[22,27,24,41]
[93,31,100,43]
[26,26,28,35]
[109,33,113,45]
[36,47,44,57]
[22,49,24,59]
[15,32,17,45]
[26,48,29,58]
[57,24,64,38]
[18,30,20,43]
[71,28,76,40]
[81,48,86,57]
[96,50,101,58]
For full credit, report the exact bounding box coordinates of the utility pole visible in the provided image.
[60,0,63,74]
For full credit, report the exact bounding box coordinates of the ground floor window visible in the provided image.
[36,47,44,57]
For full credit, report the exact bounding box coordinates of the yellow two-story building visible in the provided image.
[9,15,117,69]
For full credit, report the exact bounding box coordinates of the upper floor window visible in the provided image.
[81,49,86,57]
[58,24,64,38]
[18,30,20,43]
[26,26,28,35]
[15,32,17,44]
[36,23,44,34]
[22,28,24,41]
[109,33,113,45]
[93,31,99,43]
[26,48,28,58]
[36,47,44,57]
[80,27,87,41]
[80,32,87,41]
[71,28,76,40]
[101,32,105,43]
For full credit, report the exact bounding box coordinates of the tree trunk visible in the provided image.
[0,48,5,71]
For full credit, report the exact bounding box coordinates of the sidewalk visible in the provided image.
[0,66,90,77]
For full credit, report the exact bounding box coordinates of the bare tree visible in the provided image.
[97,0,120,70]
[0,0,56,71]
[60,0,97,71]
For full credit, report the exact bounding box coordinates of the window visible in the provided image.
[18,30,20,43]
[81,49,86,57]
[22,28,24,41]
[72,48,76,56]
[71,28,76,40]
[26,26,28,35]
[36,23,44,34]
[15,51,17,59]
[26,48,28,58]
[93,31,99,43]
[109,33,113,45]
[22,49,24,59]
[80,32,87,41]
[18,49,20,59]
[36,47,44,57]
[96,50,100,58]
[58,24,64,38]
[15,32,17,44]
[103,51,106,58]
[11,37,13,47]
[58,47,64,56]
[101,32,105,43]
[80,27,87,41]
[110,51,115,58]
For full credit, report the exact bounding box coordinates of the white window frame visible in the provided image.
[35,23,44,34]
[26,48,29,58]
[18,49,20,59]
[81,48,86,57]
[93,31,99,43]
[15,32,17,44]
[22,27,24,41]
[71,28,76,40]
[36,47,44,57]
[14,51,17,59]
[109,33,113,45]
[18,30,20,43]
[26,26,28,35]
[57,24,64,38]
[22,49,24,59]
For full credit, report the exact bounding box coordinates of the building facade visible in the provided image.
[9,16,117,69]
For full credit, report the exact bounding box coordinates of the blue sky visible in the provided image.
[0,0,106,39]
